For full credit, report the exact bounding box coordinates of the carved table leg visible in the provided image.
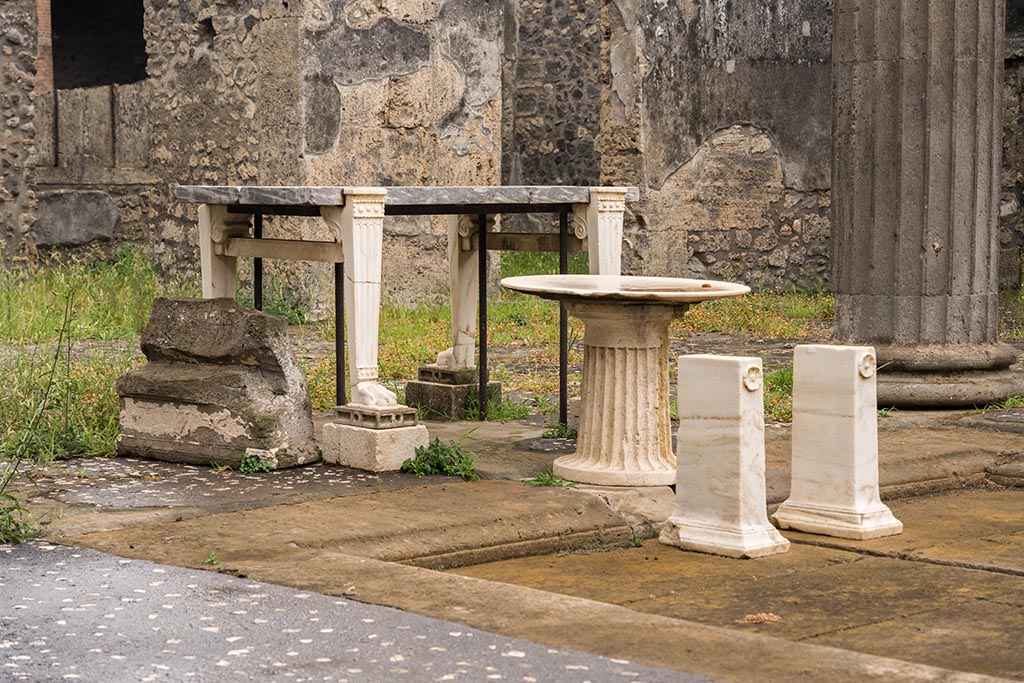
[322,189,396,408]
[574,187,628,276]
[436,214,486,370]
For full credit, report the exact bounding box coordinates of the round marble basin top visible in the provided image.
[500,274,750,304]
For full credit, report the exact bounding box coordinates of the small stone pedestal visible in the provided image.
[404,365,500,419]
[660,355,790,559]
[321,404,429,472]
[772,345,902,540]
[553,301,679,486]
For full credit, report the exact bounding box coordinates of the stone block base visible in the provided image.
[659,516,791,559]
[405,379,501,420]
[772,501,903,540]
[321,422,429,472]
[117,396,319,470]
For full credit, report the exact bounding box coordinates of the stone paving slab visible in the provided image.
[1,542,698,683]
[784,488,1024,575]
[21,456,439,539]
[452,488,1024,680]
[65,480,635,569]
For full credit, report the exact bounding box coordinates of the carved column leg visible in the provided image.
[198,204,250,299]
[553,300,680,486]
[322,189,396,408]
[575,187,627,276]
[436,214,485,370]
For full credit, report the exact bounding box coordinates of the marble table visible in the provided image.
[501,274,750,486]
[175,185,638,420]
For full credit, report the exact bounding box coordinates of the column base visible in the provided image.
[772,501,903,540]
[321,422,429,472]
[553,454,675,487]
[876,369,1024,408]
[659,517,791,559]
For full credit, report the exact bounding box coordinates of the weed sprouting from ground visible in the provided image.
[540,423,577,439]
[238,454,272,474]
[763,366,794,423]
[978,395,1024,412]
[400,437,479,481]
[0,288,77,543]
[460,391,531,422]
[524,467,577,488]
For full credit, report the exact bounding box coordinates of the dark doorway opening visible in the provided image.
[52,0,147,89]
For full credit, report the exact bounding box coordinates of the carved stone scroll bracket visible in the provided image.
[199,203,251,299]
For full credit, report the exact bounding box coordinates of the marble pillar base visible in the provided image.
[553,457,675,487]
[772,501,903,541]
[659,518,790,559]
[320,422,429,472]
[871,342,1024,408]
[775,345,902,540]
[552,301,679,487]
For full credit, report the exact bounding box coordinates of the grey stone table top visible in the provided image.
[175,185,641,207]
[1,542,710,683]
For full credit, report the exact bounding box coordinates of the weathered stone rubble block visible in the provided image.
[116,297,318,469]
[772,345,902,540]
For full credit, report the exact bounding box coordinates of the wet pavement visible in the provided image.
[3,404,1023,682]
[1,543,705,683]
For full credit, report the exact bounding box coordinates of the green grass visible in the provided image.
[672,289,834,339]
[763,366,794,422]
[0,247,197,342]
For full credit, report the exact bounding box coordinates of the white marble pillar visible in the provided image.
[321,188,396,408]
[772,345,902,540]
[198,203,251,299]
[661,355,790,559]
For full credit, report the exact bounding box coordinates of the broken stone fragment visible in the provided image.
[116,297,318,469]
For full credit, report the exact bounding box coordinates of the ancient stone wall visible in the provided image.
[5,0,1024,302]
[1001,30,1024,288]
[0,0,38,265]
[300,0,504,303]
[598,0,834,288]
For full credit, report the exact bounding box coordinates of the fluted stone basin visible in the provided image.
[501,275,750,486]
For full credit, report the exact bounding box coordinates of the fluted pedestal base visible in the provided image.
[553,302,682,486]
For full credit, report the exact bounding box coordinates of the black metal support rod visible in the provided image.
[558,210,569,427]
[253,213,264,311]
[335,262,346,406]
[478,213,489,421]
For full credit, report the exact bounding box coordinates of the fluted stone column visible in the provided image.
[832,0,1023,406]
